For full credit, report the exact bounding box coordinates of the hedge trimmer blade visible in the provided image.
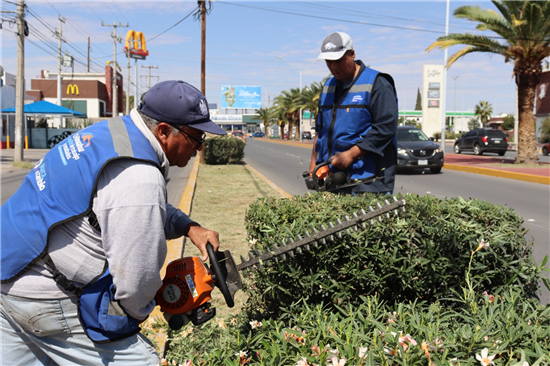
[236,195,406,273]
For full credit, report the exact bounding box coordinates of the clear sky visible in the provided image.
[1,0,520,116]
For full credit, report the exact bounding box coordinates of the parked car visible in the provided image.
[231,130,247,144]
[251,132,265,138]
[542,142,550,156]
[283,133,289,139]
[454,128,508,156]
[396,126,444,174]
[302,131,312,140]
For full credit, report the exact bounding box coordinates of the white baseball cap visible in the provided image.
[317,32,354,61]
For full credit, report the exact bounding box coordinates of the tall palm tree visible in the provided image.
[273,88,301,140]
[426,1,550,164]
[474,101,493,127]
[254,107,274,137]
[300,81,324,123]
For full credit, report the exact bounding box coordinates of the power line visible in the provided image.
[148,7,197,42]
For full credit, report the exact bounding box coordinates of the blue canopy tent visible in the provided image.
[1,100,85,117]
[2,101,86,149]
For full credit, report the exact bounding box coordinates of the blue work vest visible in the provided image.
[316,66,395,181]
[1,115,161,343]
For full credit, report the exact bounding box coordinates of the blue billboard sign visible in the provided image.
[221,85,261,109]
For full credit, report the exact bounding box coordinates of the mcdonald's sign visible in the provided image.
[67,84,79,96]
[123,30,149,60]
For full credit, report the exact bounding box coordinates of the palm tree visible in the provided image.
[474,101,493,127]
[300,81,324,123]
[426,1,550,164]
[254,107,274,137]
[273,88,301,140]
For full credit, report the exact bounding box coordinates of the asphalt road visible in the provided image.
[443,142,550,162]
[244,138,550,304]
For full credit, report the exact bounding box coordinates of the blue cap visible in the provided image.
[140,80,226,135]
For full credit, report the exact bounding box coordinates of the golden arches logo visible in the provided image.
[124,30,149,56]
[67,84,79,95]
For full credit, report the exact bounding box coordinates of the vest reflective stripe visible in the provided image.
[1,115,160,282]
[316,67,380,180]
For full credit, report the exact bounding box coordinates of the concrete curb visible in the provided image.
[444,163,550,185]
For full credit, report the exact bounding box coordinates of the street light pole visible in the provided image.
[275,56,318,142]
[453,76,459,134]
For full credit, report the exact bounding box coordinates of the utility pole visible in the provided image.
[14,0,25,161]
[126,49,130,114]
[200,0,206,95]
[140,65,158,89]
[87,37,90,72]
[56,15,65,128]
[102,21,128,117]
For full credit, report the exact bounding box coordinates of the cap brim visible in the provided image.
[188,120,227,135]
[317,50,346,61]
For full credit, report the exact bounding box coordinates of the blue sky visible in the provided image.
[1,1,520,115]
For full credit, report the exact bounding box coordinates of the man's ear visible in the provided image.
[155,123,173,146]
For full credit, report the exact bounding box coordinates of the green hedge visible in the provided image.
[204,136,245,164]
[242,193,545,319]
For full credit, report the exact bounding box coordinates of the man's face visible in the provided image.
[325,50,357,82]
[160,124,205,167]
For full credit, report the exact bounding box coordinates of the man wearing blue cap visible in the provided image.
[310,32,398,194]
[1,80,226,364]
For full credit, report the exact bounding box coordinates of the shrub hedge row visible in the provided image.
[243,193,545,318]
[204,136,245,164]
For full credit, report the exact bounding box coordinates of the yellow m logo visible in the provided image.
[67,84,79,95]
[125,30,147,53]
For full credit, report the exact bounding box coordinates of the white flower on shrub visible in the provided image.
[235,350,247,358]
[218,319,226,329]
[475,348,496,366]
[296,357,309,366]
[327,356,346,366]
[249,238,258,246]
[250,320,263,329]
[474,238,490,253]
[358,347,368,358]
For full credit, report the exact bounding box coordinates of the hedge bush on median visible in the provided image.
[242,192,546,319]
[157,192,550,365]
[204,136,245,164]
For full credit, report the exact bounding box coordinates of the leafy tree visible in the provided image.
[539,117,550,143]
[254,107,275,137]
[300,81,323,123]
[273,88,301,140]
[415,87,422,110]
[474,101,493,127]
[502,114,515,131]
[426,1,550,164]
[468,117,481,131]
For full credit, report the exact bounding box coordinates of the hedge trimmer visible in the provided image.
[156,196,406,330]
[302,160,383,193]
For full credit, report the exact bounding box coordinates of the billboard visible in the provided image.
[221,85,261,109]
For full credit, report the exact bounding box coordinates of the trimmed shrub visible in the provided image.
[243,193,545,319]
[204,136,245,164]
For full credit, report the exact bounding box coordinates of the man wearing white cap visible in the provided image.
[310,32,398,194]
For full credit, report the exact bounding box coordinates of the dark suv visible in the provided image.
[302,131,312,140]
[454,128,508,156]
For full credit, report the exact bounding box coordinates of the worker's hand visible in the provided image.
[187,226,220,262]
[330,146,364,170]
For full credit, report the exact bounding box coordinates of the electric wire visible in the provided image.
[147,6,197,42]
